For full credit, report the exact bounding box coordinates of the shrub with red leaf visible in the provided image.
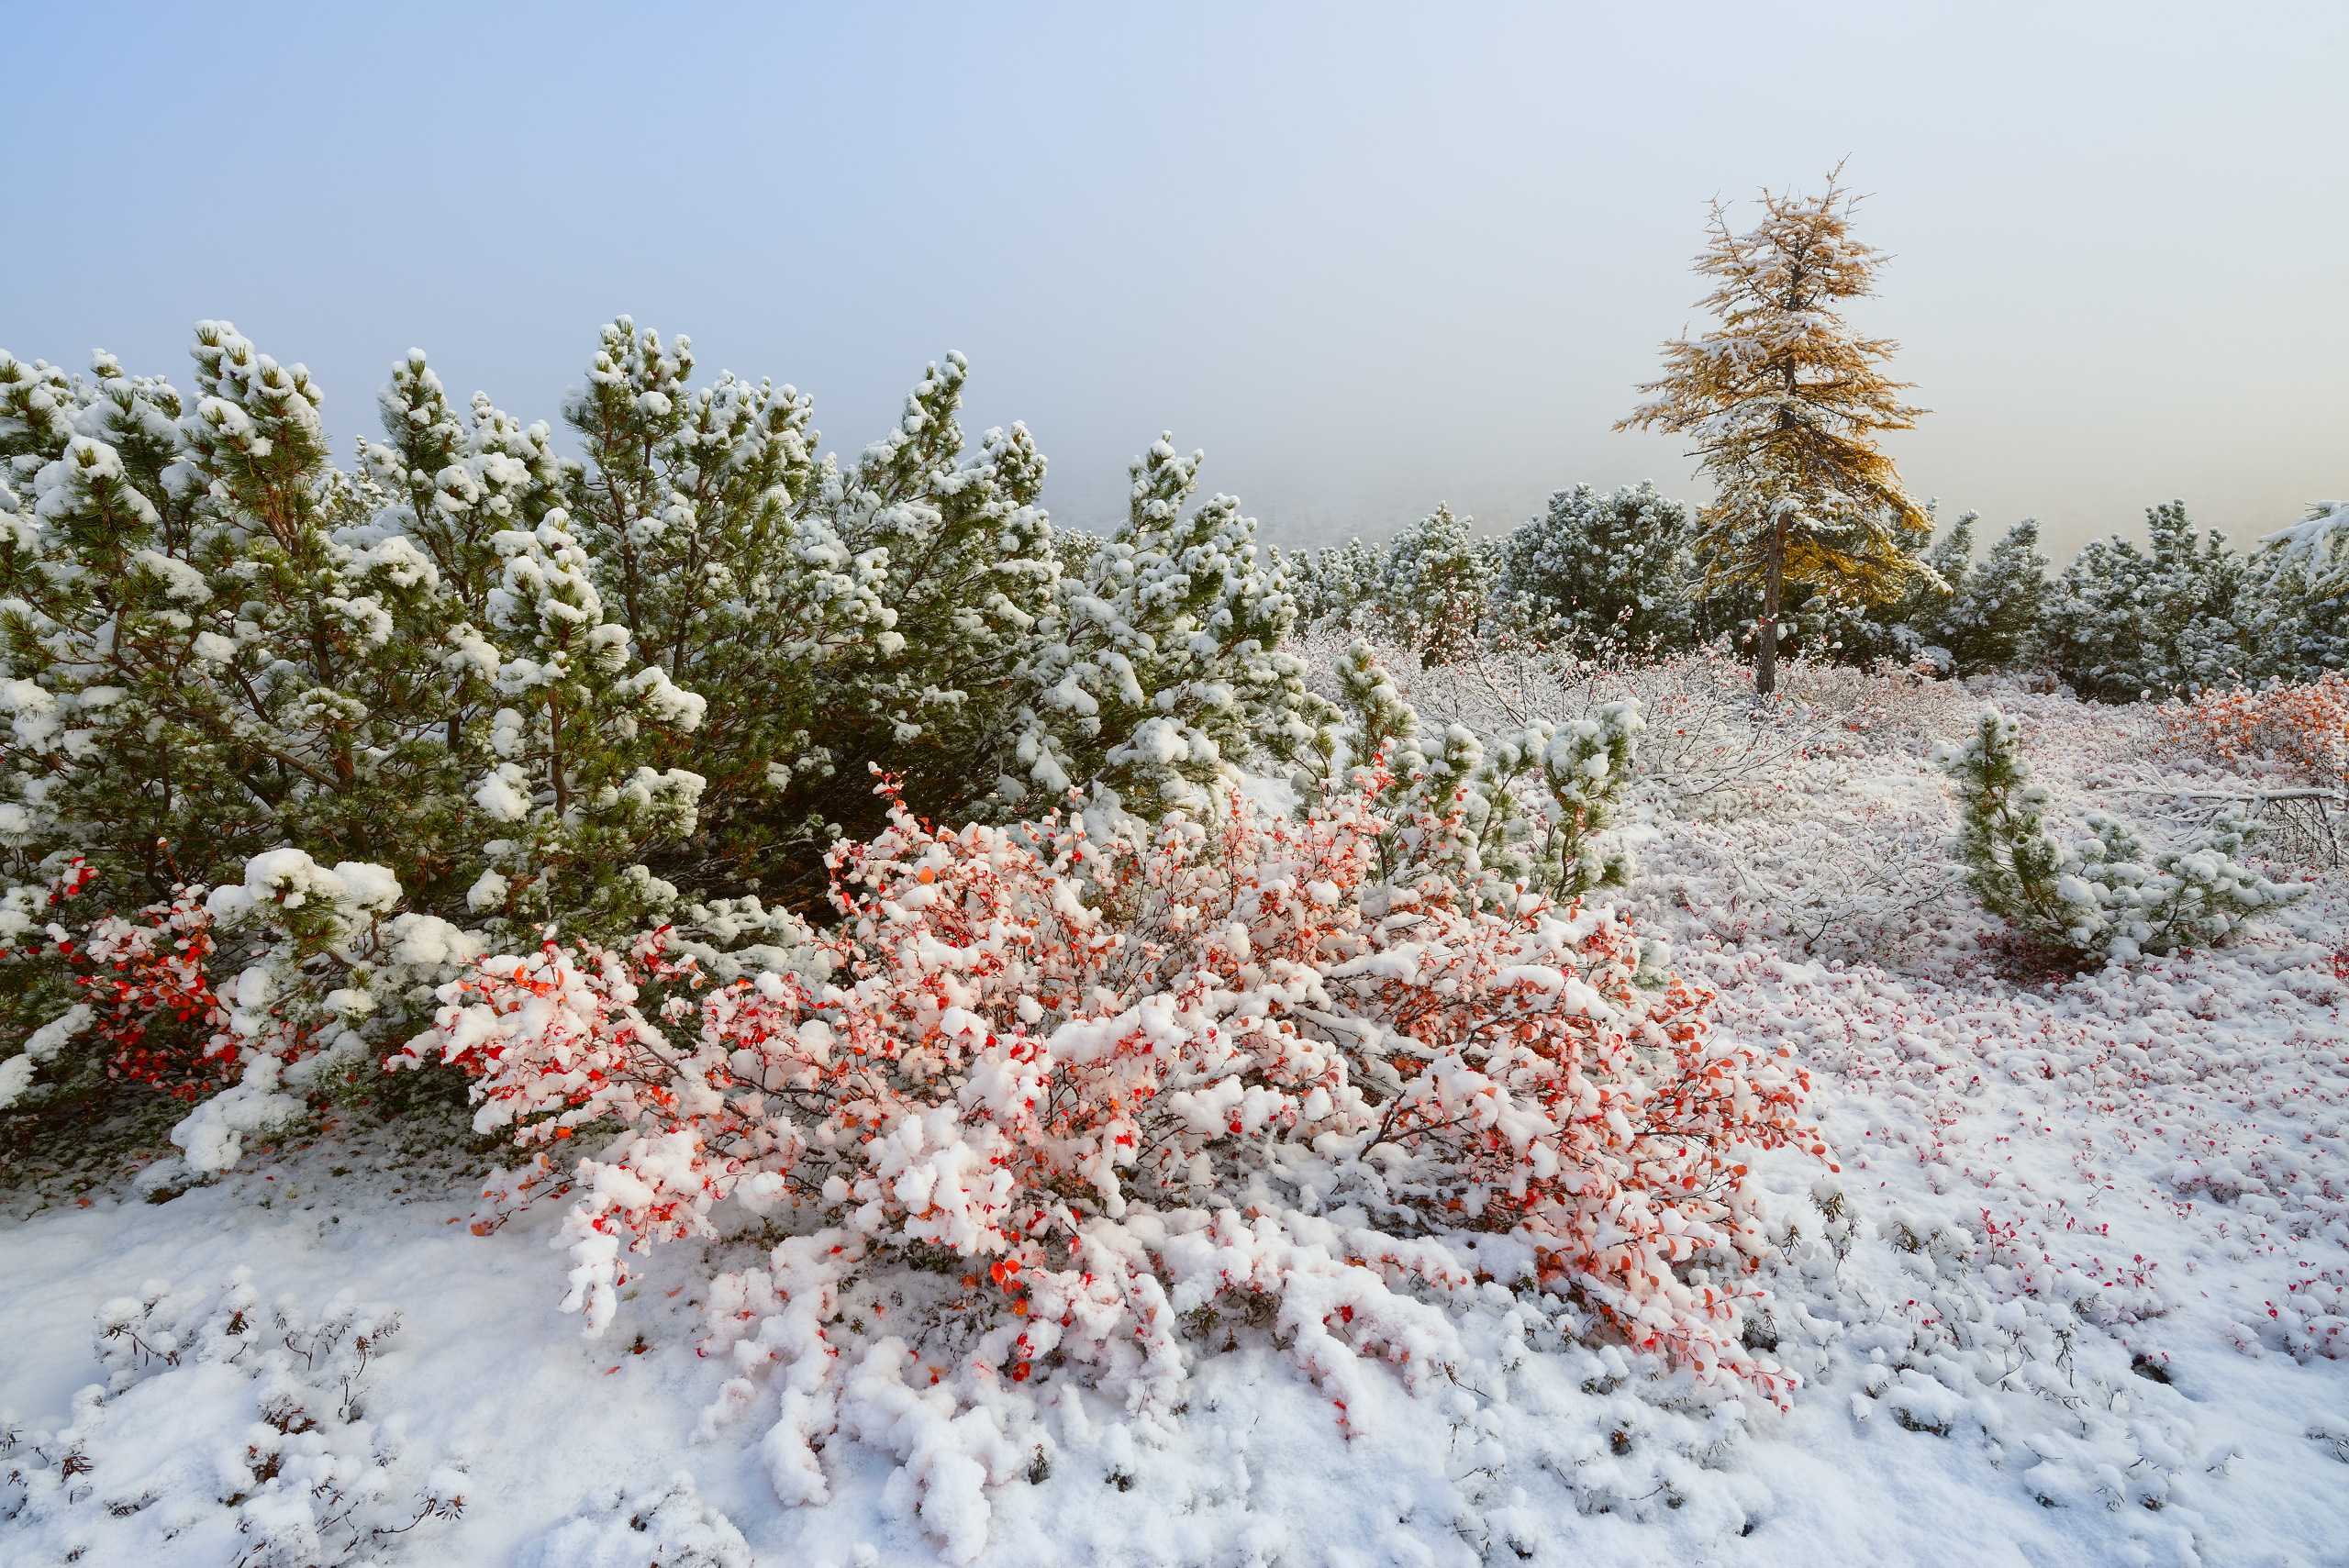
[74,881,239,1099]
[2162,671,2349,789]
[411,767,1821,1429]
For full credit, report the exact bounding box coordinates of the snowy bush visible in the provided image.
[395,770,1819,1554]
[1367,503,1496,667]
[514,1473,750,1568]
[2159,670,2349,793]
[1305,628,1957,828]
[0,843,497,1171]
[1494,483,1695,655]
[2044,500,2247,702]
[1935,706,2306,961]
[1281,535,1386,626]
[2240,497,2349,683]
[1,1267,463,1566]
[1806,510,2053,675]
[0,322,1334,1138]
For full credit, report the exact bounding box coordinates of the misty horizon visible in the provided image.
[6,3,2341,569]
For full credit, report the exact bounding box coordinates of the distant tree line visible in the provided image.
[1278,486,2349,699]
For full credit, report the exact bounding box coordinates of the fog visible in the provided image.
[6,2,2342,565]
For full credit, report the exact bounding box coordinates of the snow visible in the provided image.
[6,690,2348,1565]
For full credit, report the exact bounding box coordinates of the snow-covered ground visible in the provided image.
[5,687,2346,1568]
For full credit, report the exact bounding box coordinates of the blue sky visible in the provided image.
[6,2,2342,560]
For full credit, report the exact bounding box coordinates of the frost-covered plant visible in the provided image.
[1495,483,1694,655]
[1299,640,1642,904]
[0,321,1348,1149]
[1372,503,1496,667]
[2159,671,2349,792]
[2240,498,2349,684]
[1538,702,1644,895]
[401,775,1818,1452]
[1934,706,2306,961]
[1927,515,2052,675]
[0,844,492,1171]
[1282,535,1387,626]
[4,1267,463,1567]
[2044,500,2246,702]
[1005,437,1333,821]
[0,331,705,943]
[516,1473,749,1568]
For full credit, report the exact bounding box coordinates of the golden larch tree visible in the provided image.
[1619,168,1938,695]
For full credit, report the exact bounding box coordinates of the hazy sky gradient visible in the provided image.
[6,2,2342,563]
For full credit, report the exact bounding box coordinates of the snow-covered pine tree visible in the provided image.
[2241,499,2349,683]
[1936,706,2303,961]
[555,318,877,896]
[1308,639,1640,907]
[1375,503,1493,667]
[1495,483,1695,654]
[1007,437,1335,820]
[1619,169,1938,695]
[2045,500,2245,702]
[0,331,485,909]
[1282,536,1386,625]
[802,353,1067,842]
[0,328,719,1120]
[364,350,571,618]
[1932,517,2052,675]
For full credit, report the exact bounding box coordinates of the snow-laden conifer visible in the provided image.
[1496,483,1694,653]
[2045,500,2244,701]
[1934,706,2303,961]
[1619,170,1938,695]
[2241,498,2349,683]
[1374,503,1494,667]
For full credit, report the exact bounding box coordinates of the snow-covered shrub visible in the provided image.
[400,774,1817,1520]
[1370,503,1497,667]
[0,321,1336,1151]
[1809,511,2053,675]
[515,1473,749,1568]
[2,1267,463,1566]
[2159,671,2349,793]
[1494,483,1695,654]
[0,844,494,1171]
[1935,706,2306,961]
[1927,515,2053,675]
[2240,498,2349,683]
[1002,436,1333,822]
[0,331,704,949]
[2044,500,2246,702]
[1282,535,1387,626]
[1292,639,1647,904]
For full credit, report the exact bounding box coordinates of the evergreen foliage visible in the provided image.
[1934,707,2303,962]
[1373,503,1495,667]
[0,323,1334,1126]
[1306,640,1641,907]
[1495,483,1695,653]
[1805,512,2051,675]
[2045,501,2245,702]
[1932,517,2054,675]
[2241,499,2349,684]
[1283,536,1385,626]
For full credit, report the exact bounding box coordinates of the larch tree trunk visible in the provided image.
[1757,515,1785,697]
